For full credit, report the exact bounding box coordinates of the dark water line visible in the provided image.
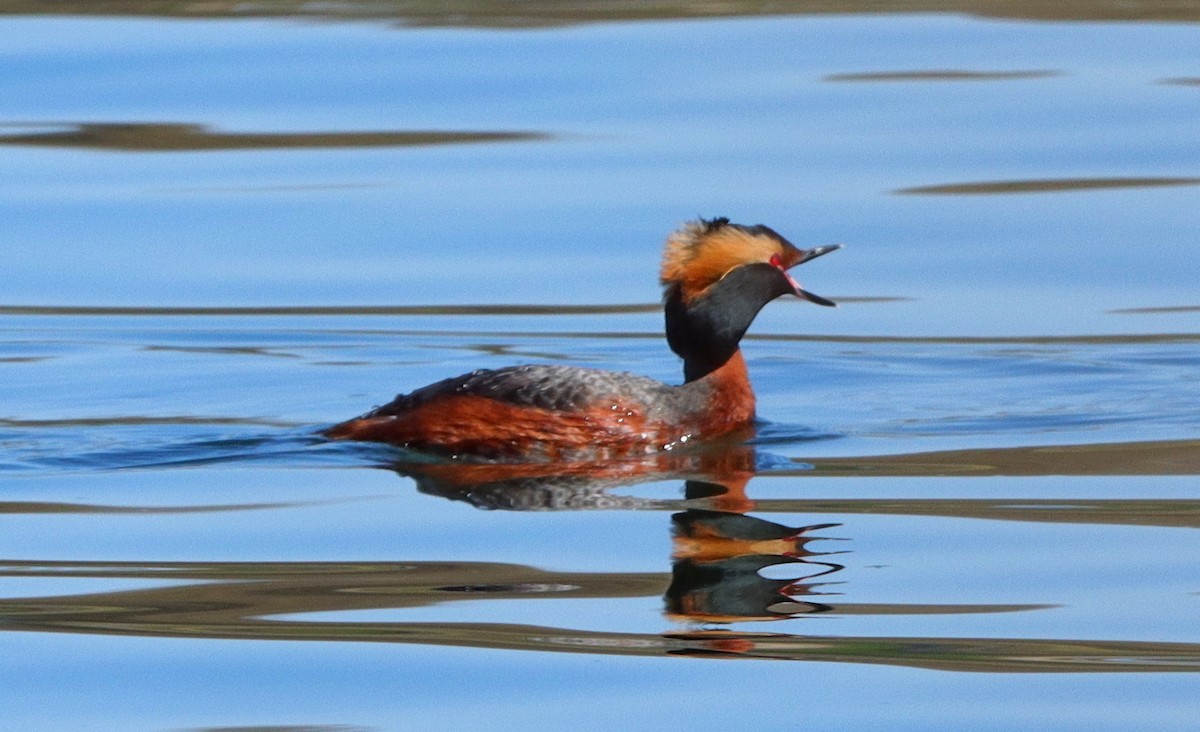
[4,0,1200,25]
[1109,305,1200,315]
[0,498,366,515]
[895,176,1200,195]
[310,328,1200,346]
[825,69,1062,82]
[0,303,661,317]
[778,438,1200,477]
[0,122,550,152]
[4,301,1182,343]
[3,607,1197,672]
[0,298,905,318]
[5,429,358,473]
[0,416,299,428]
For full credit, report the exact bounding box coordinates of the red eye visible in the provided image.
[769,254,783,268]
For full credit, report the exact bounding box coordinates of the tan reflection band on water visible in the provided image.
[896,177,1200,195]
[0,123,550,151]
[2,2,1199,24]
[1,558,1197,672]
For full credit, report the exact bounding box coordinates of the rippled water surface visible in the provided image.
[3,4,1200,731]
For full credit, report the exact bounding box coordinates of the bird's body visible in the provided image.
[324,218,837,461]
[326,353,754,461]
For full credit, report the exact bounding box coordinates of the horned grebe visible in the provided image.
[324,217,838,460]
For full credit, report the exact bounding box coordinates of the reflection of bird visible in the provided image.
[671,508,838,563]
[325,218,838,461]
[666,509,842,622]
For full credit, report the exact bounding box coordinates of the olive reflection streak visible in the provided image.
[3,445,1200,671]
[0,122,549,152]
[1,1,1198,25]
[896,176,1200,195]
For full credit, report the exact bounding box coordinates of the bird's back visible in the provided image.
[366,363,678,417]
[325,363,705,461]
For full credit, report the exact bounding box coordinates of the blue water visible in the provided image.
[2,7,1199,732]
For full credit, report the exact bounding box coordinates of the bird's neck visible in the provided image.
[664,262,793,383]
[684,349,756,430]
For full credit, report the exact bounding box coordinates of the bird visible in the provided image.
[323,217,838,462]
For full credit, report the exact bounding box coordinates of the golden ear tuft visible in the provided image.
[660,218,788,301]
[659,219,709,288]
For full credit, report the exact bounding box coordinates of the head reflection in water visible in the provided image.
[390,443,844,625]
[667,500,841,623]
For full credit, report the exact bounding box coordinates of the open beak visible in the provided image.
[780,244,840,307]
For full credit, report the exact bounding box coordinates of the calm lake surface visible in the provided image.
[2,4,1199,730]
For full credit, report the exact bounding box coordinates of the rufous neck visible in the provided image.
[700,349,750,388]
[686,349,756,430]
[684,348,746,384]
[694,349,752,401]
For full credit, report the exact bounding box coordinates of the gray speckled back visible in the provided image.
[367,363,702,419]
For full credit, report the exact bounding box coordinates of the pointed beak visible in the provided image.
[797,244,841,265]
[779,244,840,307]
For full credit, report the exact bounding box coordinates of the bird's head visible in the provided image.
[660,218,839,381]
[660,217,839,306]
